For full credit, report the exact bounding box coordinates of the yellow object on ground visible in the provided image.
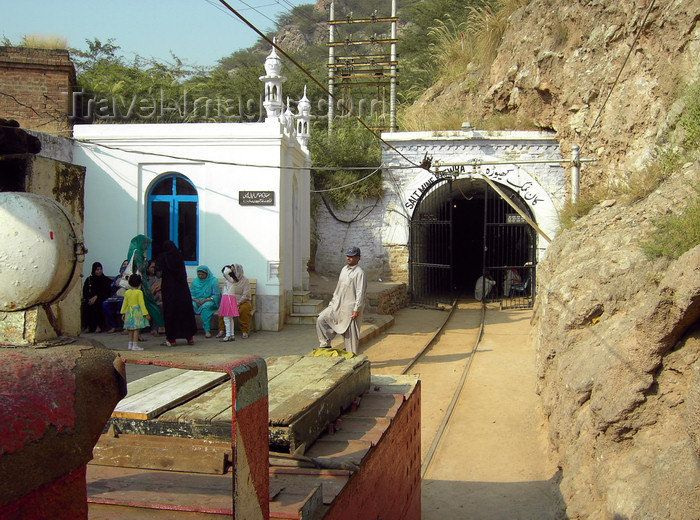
[309,348,356,359]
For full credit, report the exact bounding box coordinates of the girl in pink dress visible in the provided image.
[218,264,240,342]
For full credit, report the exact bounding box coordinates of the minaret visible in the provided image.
[296,86,311,147]
[259,39,286,121]
[283,96,295,135]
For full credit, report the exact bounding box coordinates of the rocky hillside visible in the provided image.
[412,0,700,518]
[412,0,699,188]
[535,163,699,519]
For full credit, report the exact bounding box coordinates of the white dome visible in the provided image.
[264,44,282,76]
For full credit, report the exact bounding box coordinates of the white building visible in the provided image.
[73,46,311,331]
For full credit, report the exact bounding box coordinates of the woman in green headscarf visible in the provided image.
[126,235,164,330]
[190,265,220,338]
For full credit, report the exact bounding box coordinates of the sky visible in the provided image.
[1,0,315,68]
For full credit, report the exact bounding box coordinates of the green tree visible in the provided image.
[309,120,383,208]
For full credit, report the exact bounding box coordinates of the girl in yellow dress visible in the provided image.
[120,274,150,351]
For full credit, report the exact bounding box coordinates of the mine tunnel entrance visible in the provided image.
[409,177,537,308]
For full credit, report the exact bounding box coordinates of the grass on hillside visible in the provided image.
[399,0,530,131]
[640,184,700,260]
[562,81,700,260]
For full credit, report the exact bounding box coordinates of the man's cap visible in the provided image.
[345,246,361,257]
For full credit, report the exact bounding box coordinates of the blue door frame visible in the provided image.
[147,174,199,265]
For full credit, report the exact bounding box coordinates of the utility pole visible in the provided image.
[327,0,398,131]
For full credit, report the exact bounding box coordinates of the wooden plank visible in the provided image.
[158,382,232,424]
[86,465,234,514]
[283,360,370,453]
[267,357,344,412]
[267,358,370,452]
[113,370,229,420]
[125,367,188,397]
[270,357,369,423]
[265,356,303,381]
[91,434,230,474]
[107,415,232,442]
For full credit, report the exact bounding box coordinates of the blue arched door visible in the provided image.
[147,174,198,264]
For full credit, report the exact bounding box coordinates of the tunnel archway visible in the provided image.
[409,177,536,307]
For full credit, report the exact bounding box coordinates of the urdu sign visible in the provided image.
[239,191,275,206]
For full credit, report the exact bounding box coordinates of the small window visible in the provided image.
[147,174,198,263]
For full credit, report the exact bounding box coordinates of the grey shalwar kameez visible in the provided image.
[316,263,367,354]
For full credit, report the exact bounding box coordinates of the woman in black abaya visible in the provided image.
[82,261,113,333]
[156,240,197,346]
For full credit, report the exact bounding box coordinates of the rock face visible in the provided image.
[409,0,700,516]
[533,162,700,519]
[413,0,700,186]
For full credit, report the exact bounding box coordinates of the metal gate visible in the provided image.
[409,177,536,308]
[409,179,453,307]
[483,183,536,309]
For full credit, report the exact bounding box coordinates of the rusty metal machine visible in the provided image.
[0,126,126,520]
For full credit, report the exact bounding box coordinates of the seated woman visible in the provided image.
[102,259,129,333]
[145,260,163,336]
[190,265,220,338]
[233,264,252,339]
[82,261,113,333]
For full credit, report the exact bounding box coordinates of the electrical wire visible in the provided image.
[580,0,657,153]
[320,193,380,224]
[215,0,425,172]
[310,166,381,192]
[72,137,394,171]
[235,0,279,26]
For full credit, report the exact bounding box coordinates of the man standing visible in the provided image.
[316,246,367,354]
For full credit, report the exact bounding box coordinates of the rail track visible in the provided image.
[395,299,486,478]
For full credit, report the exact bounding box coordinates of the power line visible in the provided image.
[580,0,657,152]
[235,0,279,26]
[311,166,381,192]
[69,136,423,172]
[215,0,424,172]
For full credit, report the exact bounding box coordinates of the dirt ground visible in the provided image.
[84,279,565,518]
[361,303,566,519]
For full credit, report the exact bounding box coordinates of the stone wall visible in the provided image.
[0,47,76,134]
[311,281,408,316]
[314,195,391,280]
[369,283,409,315]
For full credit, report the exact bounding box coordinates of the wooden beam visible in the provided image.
[113,370,229,420]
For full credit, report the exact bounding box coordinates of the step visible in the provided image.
[286,314,319,325]
[292,290,311,304]
[293,299,325,315]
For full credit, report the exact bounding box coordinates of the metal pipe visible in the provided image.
[571,143,580,203]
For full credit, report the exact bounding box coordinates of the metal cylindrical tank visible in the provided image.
[0,192,84,311]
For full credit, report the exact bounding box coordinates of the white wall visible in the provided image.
[314,129,567,277]
[73,121,310,330]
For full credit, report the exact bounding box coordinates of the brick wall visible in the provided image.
[0,47,76,134]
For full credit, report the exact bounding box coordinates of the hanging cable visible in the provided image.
[580,0,657,152]
[72,138,393,171]
[311,166,381,192]
[216,0,424,171]
[320,193,380,224]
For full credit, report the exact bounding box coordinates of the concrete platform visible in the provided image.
[81,312,393,373]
